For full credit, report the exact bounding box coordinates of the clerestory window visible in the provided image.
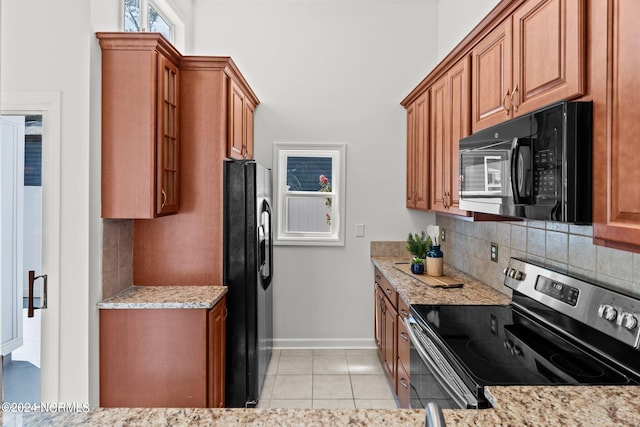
[123,0,174,42]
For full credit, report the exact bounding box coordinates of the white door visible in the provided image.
[1,92,61,404]
[1,115,45,404]
[1,116,25,357]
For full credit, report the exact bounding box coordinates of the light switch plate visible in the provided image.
[355,223,365,237]
[440,228,446,243]
[490,242,498,262]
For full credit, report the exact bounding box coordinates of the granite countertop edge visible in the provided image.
[97,285,227,309]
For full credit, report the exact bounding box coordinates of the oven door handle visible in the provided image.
[405,317,480,409]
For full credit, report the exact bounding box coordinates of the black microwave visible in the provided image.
[458,101,592,223]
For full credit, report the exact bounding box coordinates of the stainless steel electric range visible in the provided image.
[406,257,640,410]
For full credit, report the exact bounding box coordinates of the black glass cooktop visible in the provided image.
[410,303,639,387]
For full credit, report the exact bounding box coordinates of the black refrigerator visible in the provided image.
[223,160,274,408]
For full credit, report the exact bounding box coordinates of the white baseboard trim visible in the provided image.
[273,338,376,349]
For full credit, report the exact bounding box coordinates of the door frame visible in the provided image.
[1,91,61,401]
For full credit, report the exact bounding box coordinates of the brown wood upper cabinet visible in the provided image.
[98,33,181,218]
[471,0,586,132]
[592,0,640,252]
[406,92,429,210]
[228,78,257,160]
[430,57,471,215]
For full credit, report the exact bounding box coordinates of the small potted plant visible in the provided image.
[410,256,425,274]
[407,232,432,274]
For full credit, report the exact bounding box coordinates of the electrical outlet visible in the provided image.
[490,242,498,262]
[440,228,446,243]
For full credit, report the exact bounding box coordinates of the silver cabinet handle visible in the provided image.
[400,332,409,342]
[161,189,167,208]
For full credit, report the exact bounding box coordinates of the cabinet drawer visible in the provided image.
[396,358,411,409]
[374,267,397,307]
[397,303,410,373]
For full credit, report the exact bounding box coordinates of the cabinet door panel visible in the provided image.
[430,57,470,215]
[244,101,255,160]
[512,0,585,115]
[406,93,429,210]
[208,296,226,407]
[446,57,471,215]
[157,54,180,215]
[229,80,246,159]
[374,284,383,354]
[593,0,640,250]
[430,76,447,212]
[382,295,397,389]
[472,18,513,132]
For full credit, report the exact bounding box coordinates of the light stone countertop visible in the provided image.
[3,386,640,426]
[97,285,227,309]
[371,256,512,306]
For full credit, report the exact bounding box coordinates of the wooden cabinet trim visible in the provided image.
[96,32,182,66]
[401,0,526,106]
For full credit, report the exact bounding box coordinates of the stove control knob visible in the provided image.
[503,268,512,277]
[598,304,618,322]
[504,339,513,351]
[509,269,517,278]
[514,271,524,281]
[618,312,638,330]
[510,345,523,357]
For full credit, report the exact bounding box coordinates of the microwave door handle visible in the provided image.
[510,138,522,204]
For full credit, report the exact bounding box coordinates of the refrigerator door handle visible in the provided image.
[259,200,273,289]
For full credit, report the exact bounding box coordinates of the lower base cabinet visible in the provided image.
[374,268,411,408]
[100,296,226,408]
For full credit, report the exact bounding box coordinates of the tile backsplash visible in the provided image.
[102,219,133,299]
[436,214,640,298]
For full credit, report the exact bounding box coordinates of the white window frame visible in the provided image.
[273,142,346,246]
[121,0,186,49]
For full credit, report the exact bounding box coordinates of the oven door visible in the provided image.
[405,316,484,409]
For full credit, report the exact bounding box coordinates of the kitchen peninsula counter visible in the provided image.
[97,285,227,309]
[3,385,640,426]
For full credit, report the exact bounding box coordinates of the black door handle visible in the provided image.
[28,270,47,318]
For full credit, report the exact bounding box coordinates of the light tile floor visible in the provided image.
[257,349,398,409]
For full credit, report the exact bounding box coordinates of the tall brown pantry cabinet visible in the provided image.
[97,33,259,408]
